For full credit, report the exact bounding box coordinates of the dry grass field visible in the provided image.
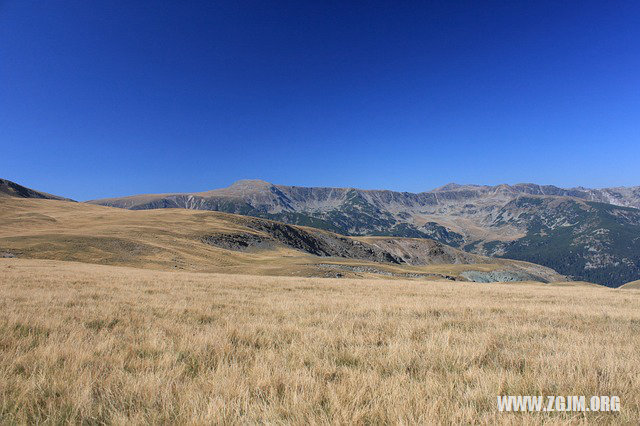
[1,258,638,424]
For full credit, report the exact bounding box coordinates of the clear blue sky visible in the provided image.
[2,1,639,200]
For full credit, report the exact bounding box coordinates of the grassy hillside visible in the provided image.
[0,259,635,423]
[621,280,640,289]
[0,178,73,201]
[491,199,640,287]
[0,197,564,283]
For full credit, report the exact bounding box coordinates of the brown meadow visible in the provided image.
[1,258,639,424]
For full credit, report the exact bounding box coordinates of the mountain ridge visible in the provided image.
[89,179,640,208]
[88,179,640,287]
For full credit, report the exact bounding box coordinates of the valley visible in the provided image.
[0,196,562,284]
[88,180,640,286]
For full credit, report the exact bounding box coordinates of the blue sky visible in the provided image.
[1,1,639,200]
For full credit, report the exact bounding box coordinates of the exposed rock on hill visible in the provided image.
[203,217,403,264]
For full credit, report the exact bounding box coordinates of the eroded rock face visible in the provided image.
[359,237,480,266]
[201,233,272,251]
[202,217,404,264]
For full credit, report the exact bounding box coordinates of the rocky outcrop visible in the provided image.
[202,216,404,264]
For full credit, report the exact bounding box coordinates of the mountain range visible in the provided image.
[89,180,640,287]
[0,189,563,284]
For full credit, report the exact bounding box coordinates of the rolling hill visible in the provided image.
[88,180,640,286]
[0,178,74,201]
[621,279,640,290]
[0,196,563,283]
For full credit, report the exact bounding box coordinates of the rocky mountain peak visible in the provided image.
[228,179,274,190]
[432,183,466,192]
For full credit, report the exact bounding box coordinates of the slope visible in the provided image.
[0,197,563,283]
[0,178,74,201]
[620,280,640,290]
[87,180,640,286]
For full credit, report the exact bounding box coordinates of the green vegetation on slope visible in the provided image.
[493,200,640,287]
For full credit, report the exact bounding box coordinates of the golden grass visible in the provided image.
[1,258,638,424]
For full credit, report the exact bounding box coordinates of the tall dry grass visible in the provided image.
[1,258,639,424]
